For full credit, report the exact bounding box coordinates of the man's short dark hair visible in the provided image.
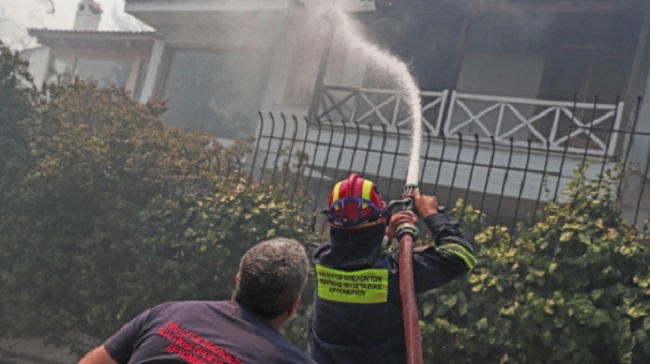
[234,238,309,318]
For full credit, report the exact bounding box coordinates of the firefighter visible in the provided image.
[307,173,476,364]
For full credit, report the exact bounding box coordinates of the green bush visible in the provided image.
[0,42,41,220]
[420,166,650,363]
[0,57,313,354]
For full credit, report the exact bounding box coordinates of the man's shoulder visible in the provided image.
[147,300,232,320]
[156,300,230,308]
[150,300,209,311]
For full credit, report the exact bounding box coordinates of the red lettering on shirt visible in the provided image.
[157,321,243,364]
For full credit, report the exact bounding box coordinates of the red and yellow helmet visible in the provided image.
[323,173,387,228]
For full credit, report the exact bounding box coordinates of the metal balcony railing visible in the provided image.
[247,110,650,232]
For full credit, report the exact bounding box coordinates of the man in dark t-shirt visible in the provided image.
[79,238,315,364]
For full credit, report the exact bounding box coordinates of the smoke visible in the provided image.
[449,0,551,38]
[106,2,152,32]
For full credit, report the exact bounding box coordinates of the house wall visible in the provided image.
[24,46,51,87]
[137,8,369,136]
[262,9,331,116]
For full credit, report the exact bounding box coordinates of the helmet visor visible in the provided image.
[322,196,387,228]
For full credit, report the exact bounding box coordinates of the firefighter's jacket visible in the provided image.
[307,213,476,364]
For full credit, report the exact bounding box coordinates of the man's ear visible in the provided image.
[288,296,301,317]
[234,273,240,287]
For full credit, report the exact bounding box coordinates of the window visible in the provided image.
[75,59,132,88]
[47,56,74,84]
[46,56,140,94]
[160,49,271,139]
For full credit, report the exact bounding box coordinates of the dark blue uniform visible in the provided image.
[308,213,476,364]
[105,301,315,364]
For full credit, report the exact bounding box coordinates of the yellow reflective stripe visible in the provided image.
[361,180,372,208]
[316,265,389,304]
[332,182,342,210]
[439,244,477,271]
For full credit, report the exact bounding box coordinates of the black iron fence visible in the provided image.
[245,110,650,235]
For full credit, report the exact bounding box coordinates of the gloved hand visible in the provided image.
[413,188,439,219]
[385,210,417,241]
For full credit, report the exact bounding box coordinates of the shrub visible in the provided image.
[0,75,313,354]
[420,165,650,363]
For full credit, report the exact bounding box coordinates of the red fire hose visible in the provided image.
[388,184,424,364]
[398,224,423,364]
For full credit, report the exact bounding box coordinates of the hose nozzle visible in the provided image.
[402,184,417,198]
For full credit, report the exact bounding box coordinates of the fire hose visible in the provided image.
[387,184,423,364]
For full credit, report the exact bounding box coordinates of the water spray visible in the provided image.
[328,7,424,186]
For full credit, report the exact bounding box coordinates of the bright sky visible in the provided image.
[0,0,148,49]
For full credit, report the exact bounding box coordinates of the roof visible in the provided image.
[27,28,157,48]
[28,29,155,37]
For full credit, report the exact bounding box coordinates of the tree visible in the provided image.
[0,42,41,235]
[0,64,313,355]
[419,166,650,363]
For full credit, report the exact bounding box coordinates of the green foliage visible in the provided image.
[421,165,650,363]
[0,41,39,124]
[0,41,41,217]
[0,68,313,355]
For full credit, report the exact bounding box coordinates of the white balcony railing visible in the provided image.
[316,85,448,134]
[315,86,625,155]
[446,91,624,156]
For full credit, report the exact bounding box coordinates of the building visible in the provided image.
[24,0,155,98]
[24,0,650,226]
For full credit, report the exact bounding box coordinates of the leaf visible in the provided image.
[592,309,610,327]
[590,289,604,300]
[440,295,458,307]
[544,300,554,315]
[476,317,488,330]
[540,330,553,347]
[422,302,435,316]
[500,305,516,316]
[560,231,573,242]
[627,306,647,318]
[633,274,650,288]
[578,233,591,244]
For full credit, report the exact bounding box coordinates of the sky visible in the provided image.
[0,0,149,49]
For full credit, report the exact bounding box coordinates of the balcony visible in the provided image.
[248,85,649,228]
[314,85,625,156]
